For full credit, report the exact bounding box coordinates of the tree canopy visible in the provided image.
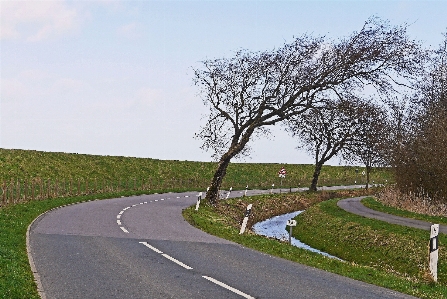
[194,17,426,204]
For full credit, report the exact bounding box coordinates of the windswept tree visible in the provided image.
[194,17,425,204]
[286,98,375,191]
[341,103,389,189]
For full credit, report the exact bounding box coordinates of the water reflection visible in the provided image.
[252,211,342,260]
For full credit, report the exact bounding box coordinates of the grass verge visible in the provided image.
[362,197,447,225]
[0,190,166,299]
[184,192,447,299]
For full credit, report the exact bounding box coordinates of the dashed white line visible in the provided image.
[202,276,255,299]
[139,242,193,269]
[117,194,193,234]
[139,242,163,253]
[161,254,193,270]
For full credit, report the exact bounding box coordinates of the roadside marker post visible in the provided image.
[429,224,439,282]
[244,185,248,197]
[195,192,202,211]
[286,219,297,244]
[239,204,252,234]
[270,184,274,194]
[278,167,287,193]
[225,187,232,199]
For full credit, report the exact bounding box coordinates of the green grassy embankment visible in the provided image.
[184,192,447,299]
[0,148,392,192]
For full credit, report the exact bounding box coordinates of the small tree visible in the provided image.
[342,103,389,189]
[194,17,425,204]
[286,98,373,191]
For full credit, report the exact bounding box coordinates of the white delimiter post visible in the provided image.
[225,187,232,199]
[239,204,252,234]
[429,224,439,282]
[195,192,202,211]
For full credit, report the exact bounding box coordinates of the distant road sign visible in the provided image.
[278,167,287,178]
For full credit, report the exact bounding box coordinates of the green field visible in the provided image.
[0,148,392,196]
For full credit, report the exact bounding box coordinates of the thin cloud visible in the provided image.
[117,22,141,39]
[0,1,81,41]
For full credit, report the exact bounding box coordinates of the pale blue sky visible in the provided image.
[1,0,446,164]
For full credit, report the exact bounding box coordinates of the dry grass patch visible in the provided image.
[377,186,447,217]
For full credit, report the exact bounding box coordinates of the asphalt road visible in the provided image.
[338,196,447,234]
[29,189,417,299]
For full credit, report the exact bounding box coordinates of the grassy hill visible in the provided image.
[0,148,393,206]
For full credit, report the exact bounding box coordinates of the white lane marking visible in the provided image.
[185,196,189,198]
[202,276,255,299]
[139,242,163,253]
[117,194,172,234]
[139,242,193,269]
[120,227,129,233]
[161,254,193,270]
[176,197,180,198]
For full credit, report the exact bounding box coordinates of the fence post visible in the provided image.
[17,180,21,203]
[32,181,35,201]
[46,179,50,199]
[2,182,5,206]
[24,180,28,202]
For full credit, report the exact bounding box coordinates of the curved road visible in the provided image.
[29,190,416,299]
[338,197,447,234]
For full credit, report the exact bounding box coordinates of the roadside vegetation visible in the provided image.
[184,192,447,299]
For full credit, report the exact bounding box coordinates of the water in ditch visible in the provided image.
[252,211,342,260]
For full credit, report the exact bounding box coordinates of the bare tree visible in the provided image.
[194,17,425,204]
[286,98,375,191]
[341,103,389,189]
[392,32,447,199]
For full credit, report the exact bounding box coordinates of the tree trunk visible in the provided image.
[206,156,232,205]
[309,162,323,192]
[365,165,371,190]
